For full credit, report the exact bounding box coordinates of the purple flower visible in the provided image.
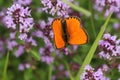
[5,4,34,40]
[18,63,31,71]
[33,17,53,39]
[14,46,24,57]
[64,70,69,77]
[52,75,56,80]
[25,63,31,68]
[94,0,120,17]
[0,8,7,25]
[58,64,64,70]
[18,33,27,40]
[25,37,37,46]
[39,47,54,65]
[101,64,110,72]
[72,45,78,51]
[10,31,16,39]
[43,36,53,47]
[80,65,110,80]
[41,0,73,17]
[13,0,32,6]
[113,22,120,29]
[32,30,44,38]
[39,47,45,55]
[63,48,69,55]
[41,56,54,65]
[18,64,25,71]
[117,13,120,19]
[98,33,120,60]
[6,39,18,50]
[93,69,104,80]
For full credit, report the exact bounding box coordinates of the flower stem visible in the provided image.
[62,0,91,17]
[75,12,113,80]
[2,51,10,80]
[48,63,53,80]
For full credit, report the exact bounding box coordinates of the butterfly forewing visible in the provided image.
[65,16,88,45]
[52,18,65,49]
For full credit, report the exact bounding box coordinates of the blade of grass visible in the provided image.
[62,0,91,17]
[75,12,113,80]
[2,51,10,80]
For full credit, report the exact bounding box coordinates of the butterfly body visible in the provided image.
[61,19,69,44]
[52,16,88,49]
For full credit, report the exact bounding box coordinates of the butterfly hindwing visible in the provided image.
[52,18,65,49]
[65,16,88,45]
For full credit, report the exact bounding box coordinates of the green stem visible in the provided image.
[75,12,113,80]
[48,63,53,80]
[3,51,10,80]
[29,50,40,61]
[89,1,96,37]
[62,0,91,16]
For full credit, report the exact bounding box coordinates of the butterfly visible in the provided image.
[52,16,88,49]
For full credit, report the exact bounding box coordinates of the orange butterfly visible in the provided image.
[52,16,88,49]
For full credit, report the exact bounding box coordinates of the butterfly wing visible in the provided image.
[52,18,65,49]
[65,16,88,45]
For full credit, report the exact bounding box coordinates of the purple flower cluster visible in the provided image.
[52,64,69,80]
[39,47,54,65]
[13,0,32,6]
[5,4,34,40]
[32,17,54,64]
[6,31,36,57]
[41,0,73,17]
[94,0,120,17]
[80,65,110,80]
[98,33,120,60]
